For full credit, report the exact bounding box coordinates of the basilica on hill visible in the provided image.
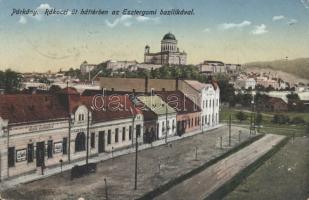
[144,33,187,65]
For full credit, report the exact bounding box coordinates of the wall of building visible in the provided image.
[176,112,201,134]
[1,115,144,180]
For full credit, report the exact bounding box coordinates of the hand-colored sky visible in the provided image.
[0,0,309,72]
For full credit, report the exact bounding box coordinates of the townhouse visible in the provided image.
[0,88,143,180]
[137,95,177,140]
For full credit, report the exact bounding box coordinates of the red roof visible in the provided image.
[155,91,201,114]
[75,95,142,123]
[0,94,68,125]
[0,93,142,125]
[268,97,287,105]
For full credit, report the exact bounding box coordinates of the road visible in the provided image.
[1,126,253,200]
[155,134,286,200]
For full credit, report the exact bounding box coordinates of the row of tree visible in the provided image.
[0,69,21,93]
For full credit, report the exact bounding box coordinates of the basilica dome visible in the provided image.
[162,33,176,40]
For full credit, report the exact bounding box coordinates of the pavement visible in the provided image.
[155,134,286,200]
[0,125,222,190]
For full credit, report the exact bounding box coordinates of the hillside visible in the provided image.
[245,58,309,82]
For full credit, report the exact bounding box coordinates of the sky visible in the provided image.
[0,0,309,72]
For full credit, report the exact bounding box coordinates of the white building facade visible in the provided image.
[0,94,143,180]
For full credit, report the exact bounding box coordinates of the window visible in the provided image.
[122,127,126,141]
[136,125,141,138]
[115,128,119,143]
[129,126,132,140]
[8,147,15,167]
[107,130,111,144]
[91,133,95,148]
[27,144,34,163]
[47,140,53,158]
[210,100,211,107]
[75,132,86,152]
[206,100,208,108]
[63,138,67,154]
[162,122,165,132]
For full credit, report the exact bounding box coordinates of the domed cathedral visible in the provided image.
[144,33,187,65]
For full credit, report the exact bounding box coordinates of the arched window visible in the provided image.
[75,132,86,152]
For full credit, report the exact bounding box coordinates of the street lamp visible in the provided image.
[130,107,138,190]
[250,95,255,135]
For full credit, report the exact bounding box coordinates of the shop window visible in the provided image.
[75,132,86,152]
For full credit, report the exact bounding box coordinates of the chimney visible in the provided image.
[145,76,149,94]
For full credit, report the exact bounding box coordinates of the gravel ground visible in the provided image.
[224,136,309,200]
[2,125,252,200]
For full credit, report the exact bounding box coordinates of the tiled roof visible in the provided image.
[0,94,68,125]
[268,97,287,105]
[0,93,142,125]
[155,91,201,114]
[78,95,142,123]
[184,80,206,91]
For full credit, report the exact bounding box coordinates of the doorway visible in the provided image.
[36,141,45,167]
[98,131,105,153]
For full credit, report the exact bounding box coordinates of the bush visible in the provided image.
[236,111,248,122]
[306,124,309,135]
[255,113,263,125]
[291,116,305,124]
[272,114,290,124]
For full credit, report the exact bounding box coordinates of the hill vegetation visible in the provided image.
[245,58,309,80]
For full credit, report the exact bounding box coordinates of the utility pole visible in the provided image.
[229,114,231,146]
[68,117,71,163]
[130,107,138,190]
[165,105,168,144]
[86,109,90,166]
[104,178,108,200]
[134,119,138,190]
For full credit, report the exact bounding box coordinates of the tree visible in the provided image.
[49,85,62,94]
[0,69,21,93]
[217,77,235,106]
[255,113,263,125]
[291,116,305,124]
[236,111,247,122]
[305,123,309,135]
[272,114,290,125]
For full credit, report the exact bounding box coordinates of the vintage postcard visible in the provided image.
[0,0,308,199]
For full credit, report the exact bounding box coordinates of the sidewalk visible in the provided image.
[0,124,223,190]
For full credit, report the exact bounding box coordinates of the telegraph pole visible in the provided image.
[104,178,108,200]
[130,107,138,190]
[229,114,231,146]
[86,109,90,166]
[165,105,168,144]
